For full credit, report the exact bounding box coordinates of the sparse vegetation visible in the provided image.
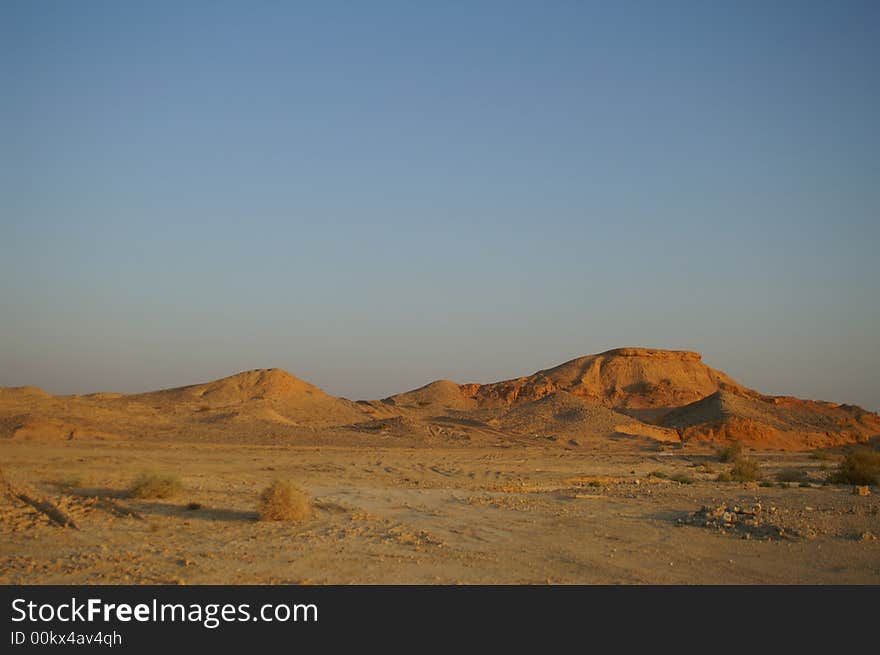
[258,480,312,522]
[128,472,183,499]
[776,468,808,483]
[829,449,880,485]
[648,470,668,479]
[717,443,743,463]
[758,481,774,488]
[729,458,760,482]
[670,473,693,485]
[810,450,833,461]
[717,457,760,483]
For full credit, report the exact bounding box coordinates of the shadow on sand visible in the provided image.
[57,484,259,523]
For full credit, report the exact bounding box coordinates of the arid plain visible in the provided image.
[2,348,879,584]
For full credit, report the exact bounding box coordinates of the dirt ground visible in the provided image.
[1,439,878,584]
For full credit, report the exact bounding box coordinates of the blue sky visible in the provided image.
[2,1,878,409]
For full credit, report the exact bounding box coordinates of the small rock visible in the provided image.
[858,531,877,542]
[854,486,871,497]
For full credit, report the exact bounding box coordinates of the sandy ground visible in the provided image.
[1,439,878,584]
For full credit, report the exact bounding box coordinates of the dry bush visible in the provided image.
[830,449,880,486]
[717,443,743,463]
[718,458,760,482]
[776,468,808,483]
[258,480,312,522]
[128,472,183,499]
[729,458,761,482]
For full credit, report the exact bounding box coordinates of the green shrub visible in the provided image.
[647,470,668,479]
[670,474,693,485]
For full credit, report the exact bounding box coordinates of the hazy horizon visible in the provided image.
[2,2,878,411]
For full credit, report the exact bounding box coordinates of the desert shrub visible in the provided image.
[186,502,202,511]
[810,450,833,461]
[258,480,312,522]
[718,443,743,463]
[699,462,716,473]
[776,468,808,483]
[829,449,880,485]
[798,481,811,488]
[648,470,668,479]
[716,471,732,482]
[670,473,693,485]
[758,481,774,488]
[728,458,760,482]
[128,472,183,499]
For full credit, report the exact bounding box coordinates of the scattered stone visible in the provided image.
[685,502,796,541]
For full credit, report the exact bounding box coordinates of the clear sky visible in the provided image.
[2,1,878,409]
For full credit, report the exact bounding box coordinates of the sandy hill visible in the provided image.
[463,348,742,409]
[384,347,880,450]
[0,369,370,442]
[133,368,322,405]
[492,391,679,443]
[1,350,877,450]
[132,368,370,427]
[385,380,478,411]
[661,389,880,449]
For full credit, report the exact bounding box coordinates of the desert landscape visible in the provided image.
[2,347,878,584]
